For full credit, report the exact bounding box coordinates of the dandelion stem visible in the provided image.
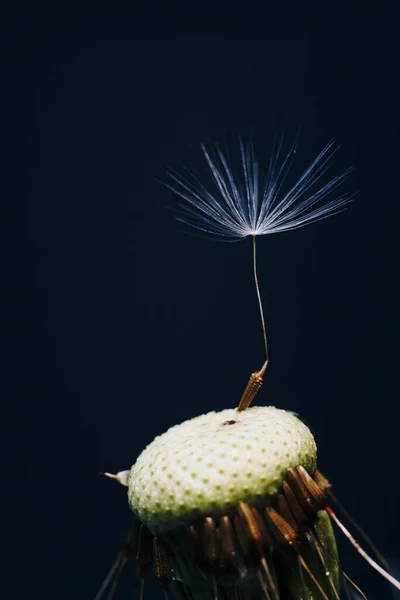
[252,235,269,373]
[237,236,268,411]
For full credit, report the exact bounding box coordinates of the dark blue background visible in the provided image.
[4,15,400,600]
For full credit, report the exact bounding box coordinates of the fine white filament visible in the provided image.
[167,138,353,240]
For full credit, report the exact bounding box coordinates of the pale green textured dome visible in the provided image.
[128,406,316,534]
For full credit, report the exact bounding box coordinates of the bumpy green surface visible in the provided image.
[128,406,317,534]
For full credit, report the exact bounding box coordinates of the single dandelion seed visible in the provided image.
[167,138,354,410]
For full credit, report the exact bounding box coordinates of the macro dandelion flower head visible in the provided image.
[97,136,400,600]
[167,138,354,240]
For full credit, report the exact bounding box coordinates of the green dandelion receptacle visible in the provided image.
[128,407,316,534]
[127,406,339,600]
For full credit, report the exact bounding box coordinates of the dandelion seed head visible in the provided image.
[167,137,354,241]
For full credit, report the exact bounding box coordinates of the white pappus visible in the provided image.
[167,137,354,241]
